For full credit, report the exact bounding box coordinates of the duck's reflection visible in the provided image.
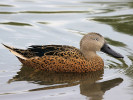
[8,66,123,100]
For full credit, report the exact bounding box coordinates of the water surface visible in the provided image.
[0,0,133,100]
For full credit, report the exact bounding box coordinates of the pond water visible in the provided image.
[0,0,133,100]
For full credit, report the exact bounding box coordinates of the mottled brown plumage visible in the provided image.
[2,32,123,72]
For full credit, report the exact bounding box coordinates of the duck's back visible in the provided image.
[23,45,84,59]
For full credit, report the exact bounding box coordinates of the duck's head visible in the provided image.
[80,32,124,59]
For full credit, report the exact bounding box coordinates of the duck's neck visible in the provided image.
[81,50,99,60]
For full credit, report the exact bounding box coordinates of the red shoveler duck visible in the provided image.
[2,32,123,72]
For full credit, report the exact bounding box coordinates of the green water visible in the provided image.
[0,0,133,100]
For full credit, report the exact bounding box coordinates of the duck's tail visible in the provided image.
[2,43,27,60]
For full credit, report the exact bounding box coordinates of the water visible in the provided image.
[0,0,133,100]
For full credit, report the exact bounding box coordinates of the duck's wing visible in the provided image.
[28,45,83,59]
[27,45,68,57]
[3,44,83,60]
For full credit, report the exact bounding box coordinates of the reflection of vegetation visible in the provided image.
[125,65,133,78]
[108,59,128,69]
[93,15,133,35]
[125,55,133,77]
[0,12,16,14]
[38,22,50,24]
[105,37,126,47]
[128,55,133,62]
[128,2,133,8]
[0,22,32,26]
[107,56,128,70]
[20,11,89,14]
[0,4,13,7]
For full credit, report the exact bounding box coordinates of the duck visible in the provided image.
[2,32,123,72]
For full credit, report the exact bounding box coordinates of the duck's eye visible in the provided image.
[92,38,98,41]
